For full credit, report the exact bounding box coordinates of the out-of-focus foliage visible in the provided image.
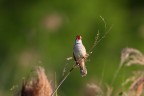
[0,0,144,95]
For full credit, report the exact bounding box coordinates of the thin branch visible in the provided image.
[88,30,100,54]
[51,64,77,96]
[88,16,113,55]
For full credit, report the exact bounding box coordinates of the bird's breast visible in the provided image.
[73,44,86,59]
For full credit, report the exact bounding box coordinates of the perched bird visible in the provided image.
[73,35,88,77]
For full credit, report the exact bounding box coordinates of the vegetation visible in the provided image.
[0,0,144,96]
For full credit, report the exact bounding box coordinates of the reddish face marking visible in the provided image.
[76,35,81,40]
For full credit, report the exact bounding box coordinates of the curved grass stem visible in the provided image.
[51,64,77,96]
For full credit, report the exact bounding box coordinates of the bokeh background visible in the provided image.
[0,0,144,95]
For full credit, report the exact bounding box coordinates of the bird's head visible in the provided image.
[76,35,82,40]
[75,35,82,44]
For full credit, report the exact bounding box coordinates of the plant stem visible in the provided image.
[51,64,77,96]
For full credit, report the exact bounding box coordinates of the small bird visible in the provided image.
[73,35,88,77]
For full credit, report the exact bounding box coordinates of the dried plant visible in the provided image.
[82,83,103,96]
[16,66,53,96]
[112,47,144,85]
[120,47,144,66]
[88,16,113,54]
[122,71,144,86]
[128,76,144,96]
[80,81,114,96]
[105,84,113,96]
[120,71,144,96]
[118,47,144,96]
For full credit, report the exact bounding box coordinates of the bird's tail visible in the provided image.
[79,61,87,77]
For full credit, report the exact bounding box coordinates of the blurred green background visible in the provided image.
[0,0,144,95]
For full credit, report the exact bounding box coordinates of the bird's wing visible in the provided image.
[73,52,76,61]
